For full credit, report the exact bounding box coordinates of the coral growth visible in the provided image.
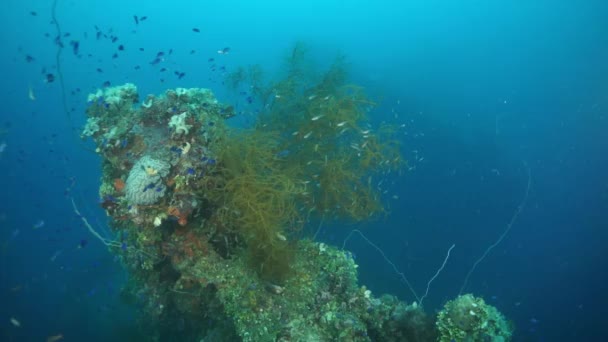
[168,111,192,136]
[436,294,513,341]
[125,155,170,205]
[80,45,512,341]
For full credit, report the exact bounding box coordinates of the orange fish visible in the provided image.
[47,334,63,342]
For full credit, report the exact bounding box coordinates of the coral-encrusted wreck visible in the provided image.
[82,80,512,341]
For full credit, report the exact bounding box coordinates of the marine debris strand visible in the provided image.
[420,243,456,306]
[342,229,421,303]
[460,161,532,294]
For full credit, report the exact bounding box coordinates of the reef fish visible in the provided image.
[10,317,20,327]
[28,85,36,100]
[47,334,64,342]
[33,219,45,229]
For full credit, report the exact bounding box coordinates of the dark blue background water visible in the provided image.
[1,1,607,341]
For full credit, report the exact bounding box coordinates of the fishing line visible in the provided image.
[343,229,421,303]
[51,0,96,154]
[459,161,532,294]
[51,0,70,125]
[52,0,110,257]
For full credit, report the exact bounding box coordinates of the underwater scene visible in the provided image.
[1,0,607,341]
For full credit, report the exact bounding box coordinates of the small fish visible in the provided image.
[102,81,111,87]
[10,317,20,327]
[96,68,103,73]
[150,57,162,65]
[25,55,35,63]
[103,195,118,203]
[133,15,139,25]
[112,53,118,59]
[143,182,156,192]
[186,168,195,175]
[140,16,148,21]
[208,58,214,62]
[50,250,63,262]
[311,114,324,121]
[78,239,88,249]
[192,28,200,33]
[47,334,64,342]
[111,36,118,43]
[45,73,55,83]
[336,121,347,127]
[28,85,36,101]
[217,47,230,54]
[30,11,37,16]
[53,36,64,47]
[69,40,79,55]
[33,219,45,229]
[275,150,290,158]
[303,131,313,139]
[0,142,6,153]
[118,45,124,51]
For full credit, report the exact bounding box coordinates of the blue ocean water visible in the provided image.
[1,0,607,341]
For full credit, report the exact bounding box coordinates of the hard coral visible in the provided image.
[125,155,170,205]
